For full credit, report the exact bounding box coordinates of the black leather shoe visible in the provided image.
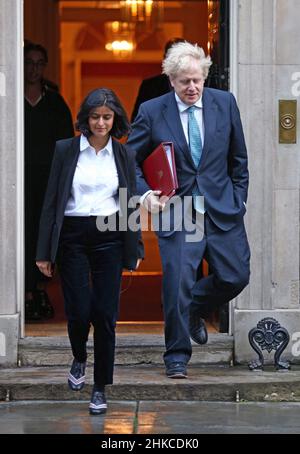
[89,388,107,415]
[166,362,187,379]
[68,359,86,391]
[189,309,208,345]
[25,297,42,321]
[35,290,55,320]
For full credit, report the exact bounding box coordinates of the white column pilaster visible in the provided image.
[0,0,23,365]
[233,0,300,364]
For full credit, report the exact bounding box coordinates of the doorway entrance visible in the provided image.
[24,0,230,334]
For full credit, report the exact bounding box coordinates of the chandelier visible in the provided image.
[105,1,164,59]
[105,21,136,59]
[121,0,153,22]
[120,1,163,28]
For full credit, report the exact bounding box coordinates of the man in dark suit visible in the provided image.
[127,41,250,378]
[131,38,185,122]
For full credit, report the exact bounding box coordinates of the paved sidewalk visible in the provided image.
[0,400,300,434]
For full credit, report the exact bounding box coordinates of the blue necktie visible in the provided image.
[187,106,204,213]
[187,105,202,167]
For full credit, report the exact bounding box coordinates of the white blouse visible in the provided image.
[64,135,119,216]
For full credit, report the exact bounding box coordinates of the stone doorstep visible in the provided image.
[0,365,300,403]
[18,334,234,367]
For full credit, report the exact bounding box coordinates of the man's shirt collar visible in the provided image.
[175,92,203,113]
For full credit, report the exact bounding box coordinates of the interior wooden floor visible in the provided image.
[25,321,218,337]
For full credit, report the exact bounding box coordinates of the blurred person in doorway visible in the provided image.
[131,38,185,122]
[24,42,74,321]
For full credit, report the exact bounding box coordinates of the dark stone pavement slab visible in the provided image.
[137,401,300,434]
[0,400,137,434]
[1,400,300,434]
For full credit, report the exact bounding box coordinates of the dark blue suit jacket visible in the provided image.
[127,88,248,232]
[36,136,144,270]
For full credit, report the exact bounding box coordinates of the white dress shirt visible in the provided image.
[64,134,119,216]
[174,93,205,146]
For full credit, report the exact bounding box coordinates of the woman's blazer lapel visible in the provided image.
[56,136,81,222]
[112,139,129,190]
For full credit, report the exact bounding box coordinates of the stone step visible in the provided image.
[18,334,233,367]
[1,364,300,402]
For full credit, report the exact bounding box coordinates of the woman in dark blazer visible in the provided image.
[36,88,144,415]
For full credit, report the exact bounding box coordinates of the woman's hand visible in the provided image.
[135,258,142,270]
[36,261,53,277]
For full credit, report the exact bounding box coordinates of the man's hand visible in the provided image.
[143,190,169,213]
[36,261,53,278]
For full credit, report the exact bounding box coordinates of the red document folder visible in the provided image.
[142,142,178,197]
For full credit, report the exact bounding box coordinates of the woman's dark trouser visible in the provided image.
[58,216,123,387]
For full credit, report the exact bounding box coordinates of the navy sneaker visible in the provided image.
[89,388,107,415]
[68,359,86,391]
[166,362,187,379]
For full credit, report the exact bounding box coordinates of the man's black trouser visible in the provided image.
[158,213,250,366]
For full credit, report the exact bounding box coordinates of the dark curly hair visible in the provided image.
[75,88,131,139]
